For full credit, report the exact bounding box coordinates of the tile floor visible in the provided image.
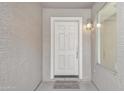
[36,81,98,91]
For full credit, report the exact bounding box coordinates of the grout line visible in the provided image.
[33,80,42,91]
[91,80,100,91]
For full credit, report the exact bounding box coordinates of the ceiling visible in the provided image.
[99,3,116,22]
[41,2,95,9]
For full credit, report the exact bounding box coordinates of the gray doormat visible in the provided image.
[53,81,80,89]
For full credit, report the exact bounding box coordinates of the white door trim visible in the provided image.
[50,17,83,79]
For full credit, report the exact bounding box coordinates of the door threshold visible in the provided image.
[54,75,78,78]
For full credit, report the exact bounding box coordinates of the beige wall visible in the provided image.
[91,2,124,90]
[101,19,117,70]
[42,9,91,81]
[0,3,42,90]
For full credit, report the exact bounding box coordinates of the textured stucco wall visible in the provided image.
[91,2,124,90]
[100,20,117,71]
[0,3,42,90]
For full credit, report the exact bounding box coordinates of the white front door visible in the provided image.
[54,18,79,76]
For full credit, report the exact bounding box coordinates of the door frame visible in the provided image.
[50,17,83,79]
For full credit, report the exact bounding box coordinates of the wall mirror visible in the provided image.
[96,2,117,71]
